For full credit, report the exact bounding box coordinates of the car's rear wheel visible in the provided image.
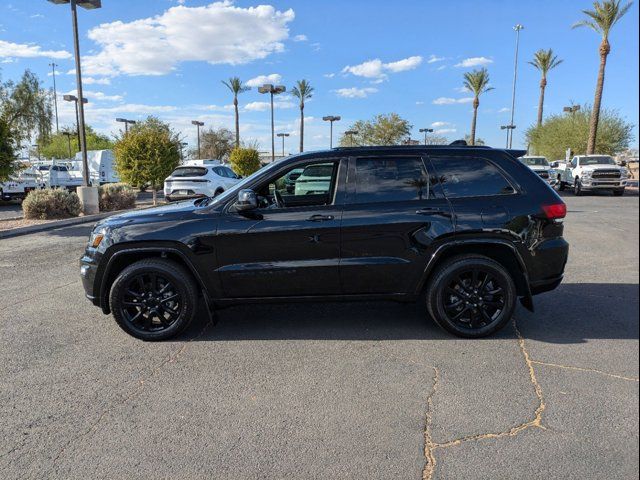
[110,259,198,341]
[426,255,516,338]
[556,179,565,191]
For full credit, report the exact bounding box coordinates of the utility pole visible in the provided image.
[191,120,204,159]
[276,132,290,158]
[258,84,286,162]
[419,128,434,145]
[49,62,59,133]
[322,115,341,148]
[508,24,524,149]
[344,130,358,147]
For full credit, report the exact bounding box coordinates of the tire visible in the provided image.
[214,188,224,197]
[109,258,199,341]
[574,178,583,196]
[557,180,566,191]
[613,189,625,197]
[426,254,517,338]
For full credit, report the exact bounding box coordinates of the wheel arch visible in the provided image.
[417,239,533,311]
[98,245,210,314]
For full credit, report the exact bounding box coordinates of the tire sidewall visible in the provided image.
[428,257,516,338]
[110,260,197,341]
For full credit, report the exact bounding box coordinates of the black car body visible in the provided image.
[81,144,569,340]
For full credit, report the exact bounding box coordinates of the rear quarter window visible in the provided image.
[431,156,515,198]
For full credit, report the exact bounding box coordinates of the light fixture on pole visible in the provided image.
[258,84,286,162]
[191,120,204,159]
[116,117,136,133]
[563,105,580,115]
[507,23,524,149]
[49,62,59,134]
[500,124,516,148]
[344,129,358,147]
[276,133,290,158]
[322,115,341,148]
[62,131,73,158]
[48,0,101,214]
[63,94,88,156]
[419,128,434,145]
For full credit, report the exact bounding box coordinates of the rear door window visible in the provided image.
[430,156,515,198]
[171,167,207,177]
[354,157,431,203]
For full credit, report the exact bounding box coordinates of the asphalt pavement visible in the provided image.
[0,194,637,479]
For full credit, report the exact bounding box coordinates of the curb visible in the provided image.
[1,211,123,240]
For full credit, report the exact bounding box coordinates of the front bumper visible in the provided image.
[80,253,101,307]
[580,179,627,189]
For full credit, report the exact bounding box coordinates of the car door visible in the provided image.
[214,158,347,298]
[340,155,454,295]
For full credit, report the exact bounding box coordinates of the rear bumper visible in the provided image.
[165,193,206,202]
[528,237,569,295]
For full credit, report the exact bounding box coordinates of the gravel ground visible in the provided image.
[0,194,637,480]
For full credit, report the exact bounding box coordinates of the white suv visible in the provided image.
[164,164,241,202]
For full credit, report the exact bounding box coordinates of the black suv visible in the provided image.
[81,144,569,340]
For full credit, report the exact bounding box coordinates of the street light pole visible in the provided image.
[258,84,286,162]
[276,133,289,157]
[191,120,204,159]
[508,24,524,149]
[116,117,136,134]
[563,105,580,116]
[62,131,72,158]
[344,129,358,147]
[63,94,87,156]
[49,62,59,134]
[322,115,341,148]
[419,128,434,145]
[500,125,516,148]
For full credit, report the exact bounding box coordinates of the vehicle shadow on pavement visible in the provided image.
[181,283,638,344]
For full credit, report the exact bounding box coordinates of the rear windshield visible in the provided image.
[170,167,207,177]
[520,157,549,167]
[581,156,615,165]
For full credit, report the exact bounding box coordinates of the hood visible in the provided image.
[582,164,621,170]
[528,165,550,171]
[96,199,202,229]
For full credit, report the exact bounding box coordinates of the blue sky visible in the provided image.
[1,0,638,154]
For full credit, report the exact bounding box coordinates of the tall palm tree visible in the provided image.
[573,0,633,154]
[463,68,493,146]
[290,79,314,152]
[529,49,563,127]
[221,77,250,148]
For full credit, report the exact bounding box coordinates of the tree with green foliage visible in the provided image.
[573,0,633,154]
[291,79,314,152]
[114,117,180,205]
[0,117,16,182]
[463,134,485,146]
[229,147,261,177]
[339,113,412,146]
[463,68,493,146]
[221,77,250,148]
[195,127,234,160]
[0,69,53,146]
[529,49,563,127]
[525,105,633,160]
[38,125,114,159]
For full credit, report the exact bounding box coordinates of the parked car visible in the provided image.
[555,155,628,196]
[518,155,557,186]
[81,143,568,341]
[163,164,241,202]
[293,163,334,195]
[33,163,83,190]
[0,173,38,201]
[72,150,120,185]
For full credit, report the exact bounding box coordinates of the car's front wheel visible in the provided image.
[426,255,516,338]
[109,258,199,341]
[613,189,625,196]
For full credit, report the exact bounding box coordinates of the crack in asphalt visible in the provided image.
[421,319,546,480]
[44,317,214,477]
[531,360,639,383]
[0,279,77,313]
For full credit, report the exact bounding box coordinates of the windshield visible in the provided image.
[520,157,549,167]
[581,156,615,166]
[170,167,207,177]
[207,160,281,206]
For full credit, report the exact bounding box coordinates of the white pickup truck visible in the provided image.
[553,155,628,196]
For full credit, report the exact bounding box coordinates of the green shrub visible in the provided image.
[98,183,136,211]
[229,147,261,177]
[22,188,81,219]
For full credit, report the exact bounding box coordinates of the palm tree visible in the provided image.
[221,77,250,148]
[529,49,563,127]
[463,68,493,145]
[573,0,633,154]
[291,79,314,152]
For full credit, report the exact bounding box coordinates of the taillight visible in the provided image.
[541,202,567,219]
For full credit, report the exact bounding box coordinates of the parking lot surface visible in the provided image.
[0,194,638,479]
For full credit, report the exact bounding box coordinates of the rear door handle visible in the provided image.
[416,208,452,218]
[307,214,334,222]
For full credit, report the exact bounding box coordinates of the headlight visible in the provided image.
[549,169,557,176]
[89,227,107,249]
[620,168,629,178]
[581,170,592,177]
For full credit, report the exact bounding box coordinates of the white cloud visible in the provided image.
[245,73,282,87]
[433,97,474,105]
[435,128,457,134]
[341,55,422,80]
[0,40,71,59]
[455,57,493,68]
[431,121,452,128]
[83,77,112,85]
[83,1,294,77]
[323,73,335,78]
[498,107,510,113]
[243,100,295,111]
[427,54,445,64]
[65,89,124,102]
[30,14,44,19]
[334,87,378,99]
[293,34,308,42]
[454,86,471,93]
[415,101,424,105]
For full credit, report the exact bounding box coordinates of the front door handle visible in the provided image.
[307,214,334,222]
[416,208,452,218]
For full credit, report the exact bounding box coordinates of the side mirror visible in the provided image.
[550,162,559,168]
[235,189,258,211]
